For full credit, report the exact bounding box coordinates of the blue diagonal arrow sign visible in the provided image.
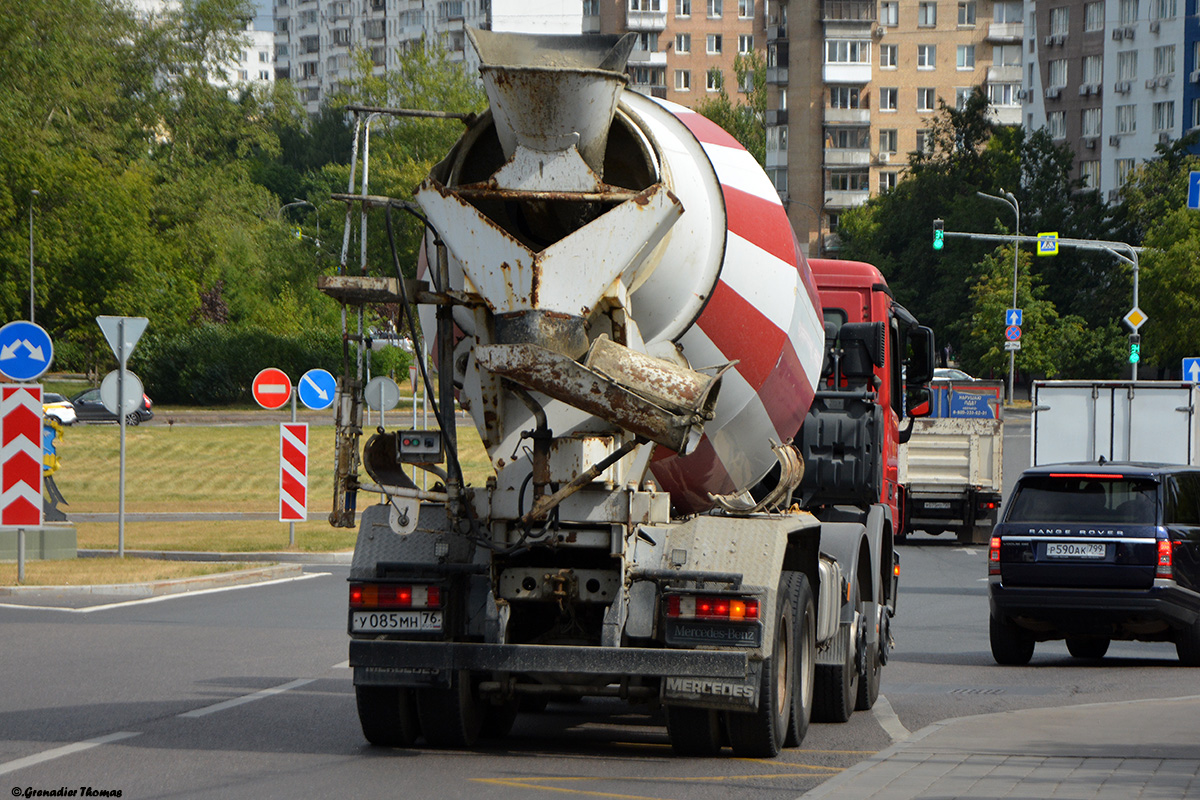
[298,368,337,411]
[0,320,53,381]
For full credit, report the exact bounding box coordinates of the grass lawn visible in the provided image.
[0,558,269,587]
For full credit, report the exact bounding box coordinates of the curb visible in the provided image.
[79,549,353,565]
[0,563,305,598]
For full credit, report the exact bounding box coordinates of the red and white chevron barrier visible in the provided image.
[1,385,43,527]
[279,422,307,522]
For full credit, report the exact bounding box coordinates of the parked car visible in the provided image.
[70,388,154,426]
[43,392,77,426]
[988,462,1200,665]
[932,367,976,381]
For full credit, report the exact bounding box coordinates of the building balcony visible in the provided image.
[823,0,876,22]
[628,50,668,66]
[630,84,669,99]
[824,148,871,166]
[825,108,871,124]
[766,149,788,169]
[583,14,600,33]
[767,66,789,85]
[626,9,668,31]
[986,22,1023,43]
[766,108,789,125]
[987,65,1022,83]
[825,189,870,209]
[766,24,787,41]
[823,63,871,84]
[989,105,1022,126]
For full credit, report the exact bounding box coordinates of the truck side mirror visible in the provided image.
[906,326,936,385]
[908,388,931,418]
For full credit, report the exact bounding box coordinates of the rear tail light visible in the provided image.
[666,594,759,621]
[989,536,1001,576]
[349,582,441,609]
[1157,540,1174,579]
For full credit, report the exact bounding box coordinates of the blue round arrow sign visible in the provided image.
[298,368,337,411]
[0,321,53,381]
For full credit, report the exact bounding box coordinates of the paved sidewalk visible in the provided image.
[805,695,1200,799]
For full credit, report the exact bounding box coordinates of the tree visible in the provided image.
[694,53,767,165]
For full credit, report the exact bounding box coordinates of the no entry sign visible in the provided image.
[279,422,308,522]
[1,385,43,527]
[253,367,292,410]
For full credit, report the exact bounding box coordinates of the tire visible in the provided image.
[812,593,859,724]
[416,670,484,747]
[1066,637,1110,660]
[990,614,1035,666]
[726,575,796,758]
[480,698,519,739]
[125,412,141,426]
[355,685,421,747]
[855,601,881,712]
[666,705,723,756]
[1177,617,1200,666]
[784,573,816,748]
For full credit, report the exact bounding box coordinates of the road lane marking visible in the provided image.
[871,693,910,742]
[178,678,316,718]
[0,573,329,613]
[0,731,141,776]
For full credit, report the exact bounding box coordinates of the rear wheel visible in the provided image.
[990,614,1035,666]
[1066,637,1110,660]
[784,574,815,748]
[416,671,484,747]
[726,575,796,758]
[812,592,859,723]
[666,706,723,756]
[855,601,881,711]
[125,412,141,426]
[355,685,420,747]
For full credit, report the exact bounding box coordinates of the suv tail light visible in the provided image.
[989,536,1001,575]
[666,594,759,621]
[1157,540,1174,579]
[349,582,441,610]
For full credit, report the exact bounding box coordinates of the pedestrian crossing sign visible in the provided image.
[1037,232,1059,256]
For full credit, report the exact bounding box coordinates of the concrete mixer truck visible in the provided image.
[320,30,935,758]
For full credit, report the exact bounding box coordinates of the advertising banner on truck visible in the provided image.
[929,381,1002,419]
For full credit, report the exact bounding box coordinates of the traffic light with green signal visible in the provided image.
[1129,333,1141,364]
[933,219,945,251]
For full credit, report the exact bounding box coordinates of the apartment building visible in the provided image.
[766,1,1021,256]
[1025,0,1200,201]
[273,0,584,113]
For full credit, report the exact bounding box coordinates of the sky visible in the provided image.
[253,0,271,30]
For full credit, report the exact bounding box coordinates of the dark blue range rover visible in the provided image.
[988,462,1200,665]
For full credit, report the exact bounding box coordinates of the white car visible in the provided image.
[933,368,975,382]
[43,392,77,425]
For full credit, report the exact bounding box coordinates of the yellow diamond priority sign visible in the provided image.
[1123,307,1147,331]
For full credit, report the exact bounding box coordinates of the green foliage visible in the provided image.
[136,324,342,405]
[369,345,413,380]
[694,53,767,165]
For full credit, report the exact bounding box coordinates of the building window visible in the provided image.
[1047,110,1066,138]
[675,33,690,53]
[831,86,862,108]
[1153,0,1176,19]
[333,28,351,45]
[881,0,898,24]
[767,125,788,151]
[994,0,1020,22]
[769,168,787,192]
[880,44,898,68]
[738,0,754,17]
[1115,158,1134,185]
[830,171,870,191]
[259,51,270,63]
[675,69,691,90]
[629,0,663,9]
[707,34,722,54]
[1193,97,1200,130]
[880,128,898,152]
[827,40,871,64]
[829,128,870,148]
[1082,54,1102,84]
[1118,50,1137,81]
[880,171,899,192]
[918,2,937,26]
[994,44,1020,66]
[987,83,1020,105]
[1080,161,1100,188]
[1154,45,1176,76]
[1047,59,1067,87]
[917,45,936,69]
[259,69,271,80]
[301,61,318,78]
[915,129,931,153]
[1048,6,1069,35]
[1116,104,1136,134]
[1084,1,1104,30]
[1154,100,1175,131]
[633,32,659,52]
[1118,0,1138,25]
[706,68,722,90]
[1081,107,1102,137]
[738,35,753,54]
[955,87,972,108]
[707,0,722,17]
[956,45,975,68]
[276,43,289,57]
[676,0,690,14]
[583,0,599,12]
[880,87,898,110]
[917,87,936,111]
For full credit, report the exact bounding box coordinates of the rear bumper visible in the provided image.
[989,581,1200,638]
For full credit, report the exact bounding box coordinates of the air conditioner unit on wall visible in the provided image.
[1109,135,1121,146]
[1084,137,1097,149]
[1115,80,1131,93]
[1045,87,1062,99]
[1150,20,1160,32]
[1191,70,1200,83]
[1016,88,1029,100]
[1112,28,1124,40]
[1124,26,1135,38]
[1079,85,1091,96]
[877,152,890,163]
[1160,132,1172,143]
[875,26,885,37]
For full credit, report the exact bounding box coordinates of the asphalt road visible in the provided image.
[5,413,1198,798]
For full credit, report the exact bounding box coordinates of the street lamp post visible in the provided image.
[28,189,39,323]
[279,199,320,249]
[977,190,1020,405]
